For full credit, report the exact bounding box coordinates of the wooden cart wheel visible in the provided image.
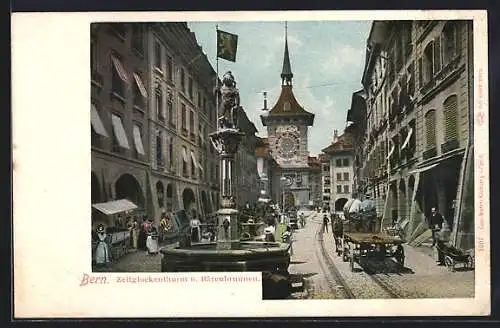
[466,255,474,269]
[444,255,455,272]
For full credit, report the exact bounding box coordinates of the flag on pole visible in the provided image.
[217,29,238,62]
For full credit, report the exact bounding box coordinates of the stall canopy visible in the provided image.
[92,199,138,216]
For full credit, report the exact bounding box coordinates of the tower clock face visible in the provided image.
[276,132,300,159]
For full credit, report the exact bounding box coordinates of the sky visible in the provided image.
[187,20,372,156]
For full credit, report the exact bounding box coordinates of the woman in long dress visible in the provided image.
[146,226,159,255]
[94,224,111,265]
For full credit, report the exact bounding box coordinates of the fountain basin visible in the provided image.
[160,241,290,272]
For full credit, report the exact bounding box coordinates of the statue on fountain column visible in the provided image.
[218,71,240,130]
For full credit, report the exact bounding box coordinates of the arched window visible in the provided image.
[424,110,437,150]
[443,95,458,141]
[423,42,434,83]
[442,22,458,65]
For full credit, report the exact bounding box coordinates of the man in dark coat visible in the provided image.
[428,207,444,247]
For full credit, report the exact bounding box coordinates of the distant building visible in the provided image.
[261,27,316,209]
[321,131,355,213]
[307,156,323,208]
[256,137,280,203]
[234,107,259,208]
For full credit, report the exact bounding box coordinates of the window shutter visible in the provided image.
[444,95,458,141]
[425,110,437,149]
[434,36,441,74]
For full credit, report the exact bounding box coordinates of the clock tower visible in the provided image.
[260,23,315,208]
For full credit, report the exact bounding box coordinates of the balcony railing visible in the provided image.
[423,147,437,160]
[441,139,459,154]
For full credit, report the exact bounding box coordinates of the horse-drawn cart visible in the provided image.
[340,197,404,272]
[342,231,405,272]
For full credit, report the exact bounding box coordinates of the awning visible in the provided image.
[132,125,145,155]
[408,163,440,175]
[190,151,197,166]
[387,144,395,159]
[258,197,271,203]
[401,127,413,150]
[92,199,138,216]
[181,148,188,162]
[111,54,130,84]
[111,114,130,149]
[91,104,108,137]
[133,73,148,98]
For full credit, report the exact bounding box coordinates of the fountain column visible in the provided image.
[209,71,245,250]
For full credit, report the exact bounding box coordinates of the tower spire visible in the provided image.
[281,21,293,86]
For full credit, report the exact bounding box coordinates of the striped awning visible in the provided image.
[92,199,137,216]
[133,72,148,98]
[111,54,130,84]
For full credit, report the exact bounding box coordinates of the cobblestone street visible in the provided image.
[288,212,475,299]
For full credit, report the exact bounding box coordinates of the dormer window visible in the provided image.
[283,101,291,111]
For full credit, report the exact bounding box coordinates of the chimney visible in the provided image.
[263,91,268,110]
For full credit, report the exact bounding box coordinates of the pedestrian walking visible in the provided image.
[428,207,444,247]
[323,214,330,233]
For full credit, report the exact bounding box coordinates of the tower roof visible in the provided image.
[280,22,293,85]
[261,22,314,127]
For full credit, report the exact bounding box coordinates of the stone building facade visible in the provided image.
[307,156,323,209]
[261,29,316,209]
[91,23,221,227]
[91,23,151,219]
[321,131,355,214]
[146,23,220,225]
[350,20,474,249]
[256,137,280,204]
[233,107,259,208]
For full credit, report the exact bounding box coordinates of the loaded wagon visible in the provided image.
[340,197,405,272]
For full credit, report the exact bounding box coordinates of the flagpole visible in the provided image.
[215,24,219,131]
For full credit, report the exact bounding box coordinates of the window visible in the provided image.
[111,53,128,97]
[188,78,193,99]
[337,185,342,193]
[156,182,164,209]
[323,165,329,172]
[131,24,143,54]
[336,173,342,181]
[425,109,437,150]
[343,185,350,194]
[423,42,434,84]
[180,69,186,93]
[111,113,130,153]
[443,95,458,141]
[182,146,188,177]
[167,93,174,126]
[324,188,331,194]
[132,124,145,159]
[156,130,164,167]
[154,41,162,70]
[402,21,413,60]
[189,109,195,140]
[343,172,349,181]
[155,86,164,122]
[167,56,173,81]
[197,92,202,108]
[181,104,187,134]
[443,22,459,65]
[132,72,147,108]
[433,36,441,74]
[335,159,342,167]
[343,158,349,166]
[191,153,196,177]
[168,137,174,169]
